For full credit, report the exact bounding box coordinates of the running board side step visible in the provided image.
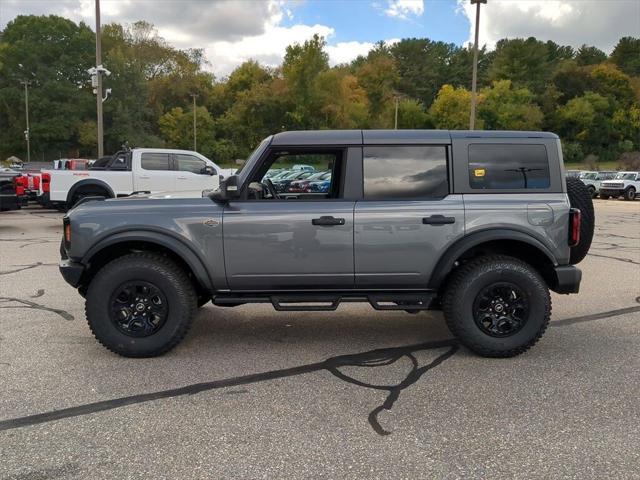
[212,292,437,312]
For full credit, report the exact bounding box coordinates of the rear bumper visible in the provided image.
[552,265,582,294]
[59,259,85,287]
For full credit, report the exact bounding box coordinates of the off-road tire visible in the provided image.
[624,187,636,201]
[587,185,596,198]
[566,177,594,265]
[443,255,551,358]
[85,252,197,357]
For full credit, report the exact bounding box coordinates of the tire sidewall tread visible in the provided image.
[443,255,551,358]
[85,252,197,357]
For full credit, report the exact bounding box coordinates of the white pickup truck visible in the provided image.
[41,148,233,210]
[599,171,640,201]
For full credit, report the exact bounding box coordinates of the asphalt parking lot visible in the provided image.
[1,200,639,479]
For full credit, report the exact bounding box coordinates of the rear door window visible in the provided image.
[468,144,550,190]
[363,146,448,199]
[141,153,170,171]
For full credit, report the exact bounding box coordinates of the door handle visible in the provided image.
[423,215,455,225]
[177,176,187,180]
[312,216,345,226]
[139,175,150,180]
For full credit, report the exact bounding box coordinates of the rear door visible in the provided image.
[354,144,465,288]
[135,152,174,192]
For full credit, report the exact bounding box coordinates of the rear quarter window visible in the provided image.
[468,144,550,190]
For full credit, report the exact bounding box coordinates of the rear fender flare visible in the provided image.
[66,179,115,204]
[427,229,558,289]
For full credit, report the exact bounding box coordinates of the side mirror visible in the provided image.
[209,174,241,203]
[202,165,216,176]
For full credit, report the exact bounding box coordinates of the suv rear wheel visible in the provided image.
[443,255,551,358]
[85,252,197,357]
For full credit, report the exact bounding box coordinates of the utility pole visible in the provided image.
[190,93,198,151]
[95,0,104,157]
[469,0,486,130]
[394,96,399,130]
[20,80,31,163]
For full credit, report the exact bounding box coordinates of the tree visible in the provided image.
[396,99,430,129]
[429,85,480,129]
[489,37,551,94]
[282,34,329,128]
[610,37,640,76]
[479,80,543,131]
[158,105,215,155]
[0,15,95,159]
[575,45,607,66]
[354,51,398,126]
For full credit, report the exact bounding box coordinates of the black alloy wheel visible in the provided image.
[472,283,529,337]
[110,281,168,337]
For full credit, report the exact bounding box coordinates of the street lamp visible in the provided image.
[17,64,34,163]
[190,93,198,151]
[469,0,487,130]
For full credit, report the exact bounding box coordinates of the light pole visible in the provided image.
[394,96,399,129]
[20,80,31,163]
[95,0,104,157]
[190,93,198,151]
[469,0,486,130]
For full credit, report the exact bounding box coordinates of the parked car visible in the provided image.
[291,164,316,173]
[565,170,583,178]
[60,129,593,359]
[54,158,92,170]
[0,169,21,211]
[43,148,224,210]
[272,170,314,193]
[288,170,331,192]
[579,170,617,197]
[599,171,639,200]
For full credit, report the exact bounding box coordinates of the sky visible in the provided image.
[1,0,639,77]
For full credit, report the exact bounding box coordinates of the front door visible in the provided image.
[354,145,465,288]
[223,149,354,290]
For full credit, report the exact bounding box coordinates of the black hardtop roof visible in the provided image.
[271,129,559,145]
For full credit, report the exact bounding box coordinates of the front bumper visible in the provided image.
[59,259,85,287]
[599,188,623,196]
[552,265,582,294]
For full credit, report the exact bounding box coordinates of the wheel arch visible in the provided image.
[79,232,214,296]
[428,229,558,291]
[66,179,115,204]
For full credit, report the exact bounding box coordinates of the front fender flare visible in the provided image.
[81,230,215,293]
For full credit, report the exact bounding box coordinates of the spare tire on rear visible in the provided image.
[566,177,594,264]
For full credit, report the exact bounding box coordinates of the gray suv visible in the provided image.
[59,130,594,358]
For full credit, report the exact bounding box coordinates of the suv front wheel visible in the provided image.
[443,255,551,358]
[85,252,197,357]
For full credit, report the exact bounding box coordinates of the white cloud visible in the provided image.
[207,23,335,76]
[384,0,424,19]
[457,0,640,53]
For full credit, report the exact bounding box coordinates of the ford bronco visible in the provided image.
[59,130,594,358]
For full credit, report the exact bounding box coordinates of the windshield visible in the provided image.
[615,173,637,180]
[580,173,597,180]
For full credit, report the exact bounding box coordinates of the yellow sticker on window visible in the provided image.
[474,168,486,177]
